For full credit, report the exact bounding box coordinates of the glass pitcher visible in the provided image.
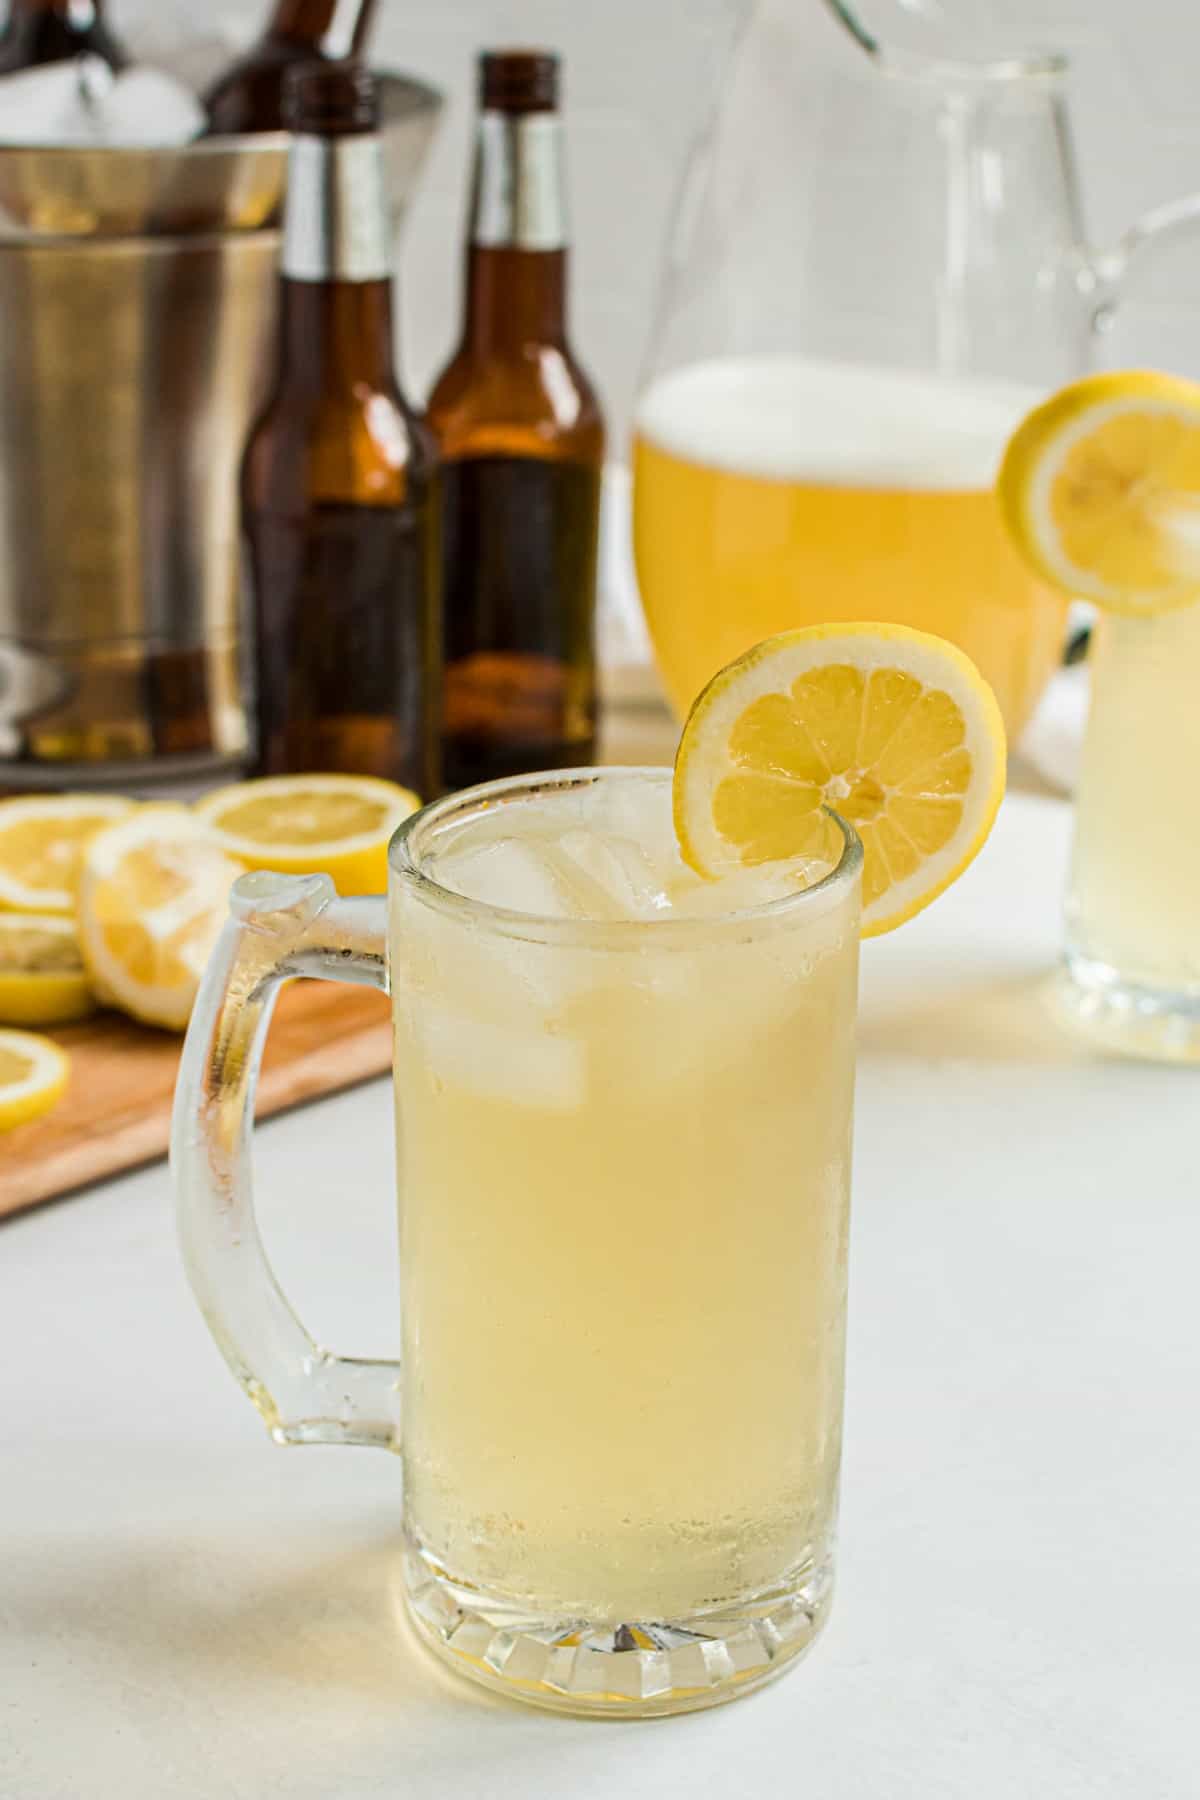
[631,0,1200,737]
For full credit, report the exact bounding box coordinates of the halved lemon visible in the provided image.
[674,623,1006,937]
[77,806,242,1031]
[0,1028,69,1132]
[0,794,132,914]
[0,912,94,1027]
[997,369,1200,615]
[194,773,421,896]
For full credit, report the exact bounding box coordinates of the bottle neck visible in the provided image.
[279,131,397,392]
[463,246,568,356]
[469,110,568,253]
[282,132,392,285]
[462,110,569,354]
[277,279,397,394]
[267,0,373,56]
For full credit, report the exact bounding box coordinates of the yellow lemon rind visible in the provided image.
[194,774,422,897]
[0,1028,70,1132]
[0,912,94,1026]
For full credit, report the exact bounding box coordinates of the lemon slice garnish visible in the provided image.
[673,623,1006,936]
[997,369,1200,615]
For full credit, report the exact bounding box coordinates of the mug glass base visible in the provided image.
[1054,950,1200,1064]
[401,1533,834,1718]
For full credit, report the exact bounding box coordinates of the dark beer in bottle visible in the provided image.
[241,61,439,795]
[203,0,378,136]
[426,51,604,789]
[0,0,128,74]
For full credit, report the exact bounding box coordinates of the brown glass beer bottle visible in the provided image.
[241,61,440,795]
[426,51,604,789]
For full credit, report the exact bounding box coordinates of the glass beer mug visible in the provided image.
[632,0,1200,736]
[173,768,863,1717]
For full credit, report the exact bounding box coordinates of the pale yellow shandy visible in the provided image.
[632,357,1067,736]
[1067,599,1200,997]
[389,775,860,1623]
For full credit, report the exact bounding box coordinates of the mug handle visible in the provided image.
[171,871,399,1451]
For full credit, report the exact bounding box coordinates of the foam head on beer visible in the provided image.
[632,355,1067,733]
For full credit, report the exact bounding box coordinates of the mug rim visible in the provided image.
[388,766,863,950]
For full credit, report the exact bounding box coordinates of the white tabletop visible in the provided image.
[3,791,1196,1800]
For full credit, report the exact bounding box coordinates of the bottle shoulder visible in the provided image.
[426,344,605,462]
[249,377,427,436]
[243,384,437,508]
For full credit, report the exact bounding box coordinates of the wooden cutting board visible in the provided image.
[0,981,393,1222]
[0,695,678,1223]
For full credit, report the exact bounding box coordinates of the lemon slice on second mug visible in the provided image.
[673,623,1006,936]
[997,369,1200,615]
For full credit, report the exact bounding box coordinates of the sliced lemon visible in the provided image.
[0,794,133,915]
[674,623,1006,937]
[77,805,242,1031]
[0,912,95,1027]
[194,773,421,896]
[997,369,1200,615]
[0,1028,69,1132]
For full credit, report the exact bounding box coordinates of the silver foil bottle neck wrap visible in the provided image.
[470,112,568,252]
[282,133,393,284]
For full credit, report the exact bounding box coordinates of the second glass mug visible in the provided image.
[173,769,862,1717]
[632,0,1200,738]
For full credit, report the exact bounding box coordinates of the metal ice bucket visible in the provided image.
[0,74,440,790]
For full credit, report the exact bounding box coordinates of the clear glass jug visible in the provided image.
[632,0,1200,736]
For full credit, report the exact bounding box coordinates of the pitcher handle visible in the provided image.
[1092,192,1200,329]
[171,871,399,1451]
